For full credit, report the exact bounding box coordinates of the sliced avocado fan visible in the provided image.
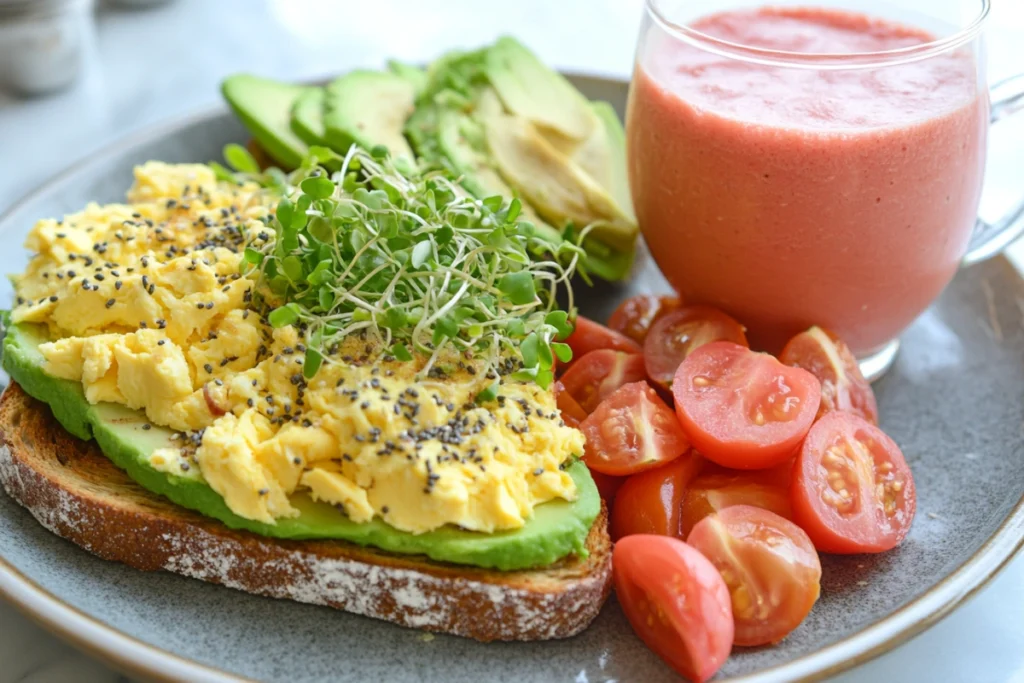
[484,36,597,143]
[1,318,600,572]
[221,36,640,281]
[387,59,428,95]
[323,70,416,161]
[478,88,636,253]
[221,74,311,170]
[290,88,327,146]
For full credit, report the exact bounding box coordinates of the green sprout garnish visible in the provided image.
[222,144,582,394]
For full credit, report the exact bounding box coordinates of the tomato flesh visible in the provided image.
[672,342,821,470]
[559,349,646,414]
[564,315,641,360]
[679,461,794,538]
[780,326,878,424]
[791,411,916,553]
[687,505,821,646]
[581,381,690,476]
[614,535,734,682]
[644,305,749,391]
[553,381,588,428]
[610,450,704,540]
[608,294,683,344]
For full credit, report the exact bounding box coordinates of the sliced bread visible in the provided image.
[0,382,613,642]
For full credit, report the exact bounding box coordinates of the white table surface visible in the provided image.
[0,1,1021,681]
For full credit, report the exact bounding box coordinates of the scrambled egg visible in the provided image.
[11,162,584,534]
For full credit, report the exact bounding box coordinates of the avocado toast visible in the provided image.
[0,147,612,640]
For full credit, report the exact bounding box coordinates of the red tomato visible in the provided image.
[679,461,794,538]
[672,342,821,470]
[791,411,916,553]
[614,535,733,682]
[559,350,646,414]
[581,381,690,476]
[564,315,641,360]
[553,381,588,428]
[589,469,624,504]
[610,450,705,541]
[687,505,821,646]
[644,305,749,391]
[607,294,683,344]
[780,326,879,424]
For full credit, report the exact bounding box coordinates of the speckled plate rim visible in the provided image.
[0,82,1022,683]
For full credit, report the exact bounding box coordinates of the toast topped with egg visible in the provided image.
[0,383,611,641]
[0,146,613,640]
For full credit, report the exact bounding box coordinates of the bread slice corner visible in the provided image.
[0,382,612,641]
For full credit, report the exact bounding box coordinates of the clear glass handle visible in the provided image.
[964,72,1024,265]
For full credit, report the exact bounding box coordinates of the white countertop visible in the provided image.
[0,1,1022,681]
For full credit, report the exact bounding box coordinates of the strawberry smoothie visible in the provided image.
[627,6,988,355]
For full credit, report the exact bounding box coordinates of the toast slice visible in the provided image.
[0,382,612,641]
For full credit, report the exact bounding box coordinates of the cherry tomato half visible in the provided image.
[559,350,646,414]
[553,381,588,428]
[791,411,916,553]
[688,505,821,646]
[679,461,794,538]
[673,342,821,470]
[780,326,878,424]
[608,294,683,344]
[564,315,641,361]
[614,535,733,682]
[610,450,705,541]
[644,305,749,391]
[581,381,690,476]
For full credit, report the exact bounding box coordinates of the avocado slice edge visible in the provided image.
[1,319,598,571]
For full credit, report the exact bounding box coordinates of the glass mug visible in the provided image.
[626,0,1024,378]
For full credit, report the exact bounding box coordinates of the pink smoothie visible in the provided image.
[627,6,988,355]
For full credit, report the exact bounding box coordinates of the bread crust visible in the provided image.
[0,382,612,641]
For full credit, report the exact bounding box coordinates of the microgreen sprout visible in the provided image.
[224,144,583,394]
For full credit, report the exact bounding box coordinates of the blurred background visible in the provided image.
[0,1,1021,681]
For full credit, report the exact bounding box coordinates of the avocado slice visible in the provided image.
[407,102,564,251]
[589,101,636,226]
[290,88,327,146]
[485,37,596,143]
[387,59,428,96]
[221,74,311,170]
[323,71,416,160]
[1,320,598,571]
[482,106,636,251]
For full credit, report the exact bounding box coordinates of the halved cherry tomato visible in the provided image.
[614,535,733,682]
[687,505,821,646]
[679,461,794,538]
[791,411,916,553]
[644,305,749,391]
[564,315,641,360]
[780,326,878,424]
[581,381,690,476]
[553,381,588,428]
[610,450,705,541]
[559,349,646,414]
[673,342,821,470]
[589,469,625,504]
[607,294,683,344]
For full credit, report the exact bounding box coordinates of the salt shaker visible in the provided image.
[0,0,95,97]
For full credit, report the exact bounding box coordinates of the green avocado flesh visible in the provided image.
[290,88,327,146]
[1,320,599,571]
[221,74,311,169]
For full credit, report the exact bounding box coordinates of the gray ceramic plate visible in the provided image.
[0,76,1022,683]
